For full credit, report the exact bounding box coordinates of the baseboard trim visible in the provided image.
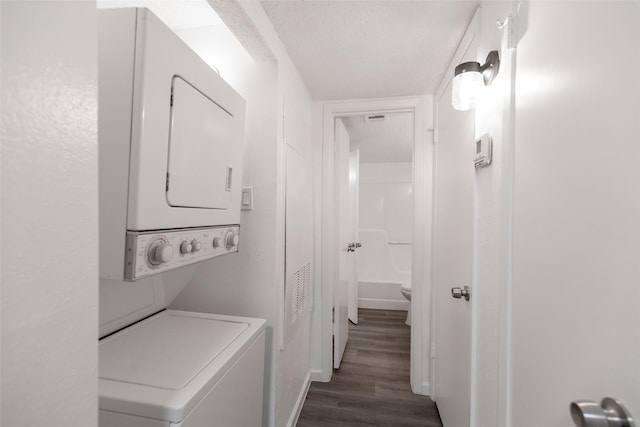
[286,372,311,427]
[310,368,329,382]
[421,381,432,396]
[359,298,410,311]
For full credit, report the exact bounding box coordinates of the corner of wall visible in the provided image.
[210,4,315,427]
[1,2,99,425]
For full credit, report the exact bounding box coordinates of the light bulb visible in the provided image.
[451,52,500,111]
[452,70,484,111]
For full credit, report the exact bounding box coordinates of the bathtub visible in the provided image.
[357,229,410,310]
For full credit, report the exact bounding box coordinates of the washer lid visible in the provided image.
[99,312,248,389]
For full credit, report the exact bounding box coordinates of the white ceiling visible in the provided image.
[342,112,413,163]
[98,1,474,163]
[97,0,223,29]
[260,0,478,100]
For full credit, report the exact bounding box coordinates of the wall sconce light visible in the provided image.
[452,50,500,111]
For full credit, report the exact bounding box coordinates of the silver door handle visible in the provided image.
[451,286,471,301]
[570,397,635,427]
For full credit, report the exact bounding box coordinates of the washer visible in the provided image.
[99,310,266,427]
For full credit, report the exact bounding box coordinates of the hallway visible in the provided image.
[297,309,442,426]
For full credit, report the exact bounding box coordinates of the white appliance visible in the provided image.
[99,7,245,281]
[99,310,266,427]
[97,9,265,427]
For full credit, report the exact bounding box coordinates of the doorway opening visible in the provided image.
[339,112,414,323]
[317,96,432,395]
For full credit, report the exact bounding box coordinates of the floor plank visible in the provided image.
[297,309,442,427]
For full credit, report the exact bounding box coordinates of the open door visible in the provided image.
[433,48,476,427]
[334,118,350,368]
[347,149,360,324]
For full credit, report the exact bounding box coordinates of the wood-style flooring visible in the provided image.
[296,309,442,427]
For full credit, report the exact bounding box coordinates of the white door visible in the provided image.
[347,149,360,324]
[509,2,640,425]
[433,73,475,425]
[334,118,350,368]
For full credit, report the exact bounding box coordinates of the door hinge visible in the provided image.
[332,307,336,333]
[507,14,517,49]
[165,173,170,191]
[498,14,518,49]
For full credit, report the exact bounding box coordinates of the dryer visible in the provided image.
[99,7,245,281]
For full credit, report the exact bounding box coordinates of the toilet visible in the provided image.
[400,282,412,326]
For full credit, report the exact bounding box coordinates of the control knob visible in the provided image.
[148,239,174,266]
[191,239,202,252]
[225,231,239,249]
[180,241,192,254]
[212,236,222,249]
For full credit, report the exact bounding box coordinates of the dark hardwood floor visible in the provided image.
[297,308,442,427]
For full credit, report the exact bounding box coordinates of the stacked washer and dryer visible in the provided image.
[98,8,265,427]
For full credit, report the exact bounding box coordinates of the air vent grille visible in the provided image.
[289,262,312,326]
[365,114,385,122]
[284,262,313,348]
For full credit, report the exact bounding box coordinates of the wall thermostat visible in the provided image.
[474,133,492,168]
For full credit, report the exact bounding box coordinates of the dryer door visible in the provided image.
[166,76,235,209]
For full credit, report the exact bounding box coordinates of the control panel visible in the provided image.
[124,225,240,281]
[474,133,492,168]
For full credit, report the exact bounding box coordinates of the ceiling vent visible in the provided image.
[364,114,385,123]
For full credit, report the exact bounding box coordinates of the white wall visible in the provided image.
[360,162,413,244]
[275,39,314,427]
[471,2,515,426]
[0,1,98,425]
[171,3,314,427]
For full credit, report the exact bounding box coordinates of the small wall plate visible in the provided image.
[474,133,492,168]
[241,186,254,211]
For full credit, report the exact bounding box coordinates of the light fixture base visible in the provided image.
[480,50,500,85]
[454,61,481,76]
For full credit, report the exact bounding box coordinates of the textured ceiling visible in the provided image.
[261,0,478,100]
[342,112,413,163]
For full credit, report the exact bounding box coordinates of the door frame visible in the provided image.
[317,96,433,394]
[333,117,351,369]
